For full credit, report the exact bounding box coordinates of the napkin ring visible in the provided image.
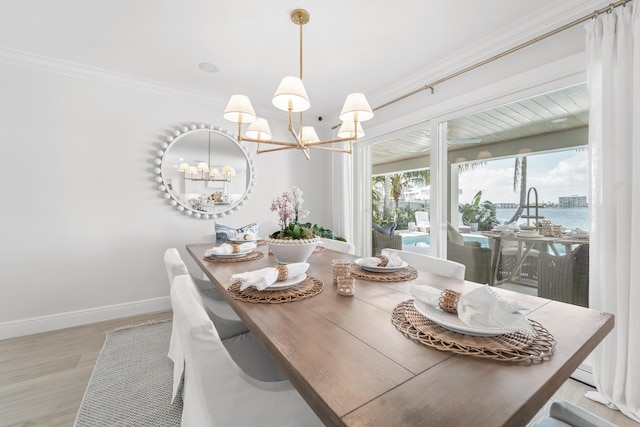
[376,255,389,267]
[275,265,288,282]
[231,243,240,254]
[243,233,251,240]
[439,289,461,314]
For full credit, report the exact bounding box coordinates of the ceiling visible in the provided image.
[371,83,589,166]
[0,0,605,126]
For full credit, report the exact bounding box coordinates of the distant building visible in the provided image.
[496,203,518,208]
[559,195,588,208]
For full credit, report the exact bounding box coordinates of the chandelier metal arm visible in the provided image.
[240,136,298,147]
[257,145,298,153]
[288,125,303,147]
[302,143,353,154]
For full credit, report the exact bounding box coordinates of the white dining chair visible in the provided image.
[381,248,466,280]
[164,248,248,338]
[319,238,356,255]
[164,248,250,402]
[171,274,323,427]
[537,400,616,427]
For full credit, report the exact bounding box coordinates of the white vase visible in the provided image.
[267,237,319,264]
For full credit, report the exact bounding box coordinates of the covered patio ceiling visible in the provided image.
[371,83,589,167]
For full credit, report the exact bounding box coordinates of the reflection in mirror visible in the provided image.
[154,123,254,219]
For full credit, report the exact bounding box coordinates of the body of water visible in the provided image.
[495,207,589,231]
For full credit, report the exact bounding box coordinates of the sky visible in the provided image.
[457,149,589,205]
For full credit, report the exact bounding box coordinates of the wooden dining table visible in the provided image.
[186,242,613,427]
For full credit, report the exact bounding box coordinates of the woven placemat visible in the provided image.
[392,300,555,363]
[203,251,264,263]
[351,266,418,282]
[227,276,324,304]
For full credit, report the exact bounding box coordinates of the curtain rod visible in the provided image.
[372,0,633,112]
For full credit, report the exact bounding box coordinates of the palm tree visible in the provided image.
[508,156,528,224]
[390,174,403,212]
[403,169,431,187]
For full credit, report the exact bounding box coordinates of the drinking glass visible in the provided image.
[337,276,355,296]
[332,259,352,285]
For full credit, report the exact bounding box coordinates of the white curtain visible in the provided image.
[585,3,640,423]
[330,145,354,245]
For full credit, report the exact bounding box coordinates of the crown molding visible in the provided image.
[0,46,229,106]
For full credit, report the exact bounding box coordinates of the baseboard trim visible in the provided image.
[0,297,172,340]
[571,362,595,387]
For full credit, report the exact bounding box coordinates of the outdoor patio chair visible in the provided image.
[537,244,589,307]
[445,223,492,284]
[414,211,430,232]
[372,229,402,256]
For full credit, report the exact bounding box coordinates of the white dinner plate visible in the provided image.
[210,250,253,258]
[413,299,513,337]
[258,274,307,291]
[230,237,260,243]
[354,258,409,273]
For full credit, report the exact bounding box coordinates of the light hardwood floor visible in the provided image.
[0,310,636,427]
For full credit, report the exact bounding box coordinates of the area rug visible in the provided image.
[74,320,182,426]
[73,319,551,426]
[526,399,553,426]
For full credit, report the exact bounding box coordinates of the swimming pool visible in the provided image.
[401,233,489,248]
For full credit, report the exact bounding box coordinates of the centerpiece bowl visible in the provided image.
[267,237,319,264]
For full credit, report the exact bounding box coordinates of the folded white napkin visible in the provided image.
[411,284,534,336]
[238,232,257,241]
[357,252,404,268]
[232,263,309,291]
[205,242,256,256]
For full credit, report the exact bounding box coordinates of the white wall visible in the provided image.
[0,61,330,338]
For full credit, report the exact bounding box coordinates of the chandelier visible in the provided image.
[222,9,374,159]
[178,132,234,182]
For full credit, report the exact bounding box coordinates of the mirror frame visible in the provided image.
[153,123,255,219]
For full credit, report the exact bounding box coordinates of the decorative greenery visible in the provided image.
[373,206,419,231]
[299,223,347,242]
[459,190,499,231]
[372,170,429,228]
[269,186,316,240]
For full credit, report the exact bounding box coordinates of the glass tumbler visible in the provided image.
[337,276,355,296]
[332,259,352,285]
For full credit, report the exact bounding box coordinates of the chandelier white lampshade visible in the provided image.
[196,162,209,173]
[337,120,365,139]
[272,76,311,112]
[189,166,198,176]
[223,95,257,123]
[245,118,272,140]
[221,9,372,158]
[209,168,220,177]
[178,162,190,172]
[339,93,374,123]
[299,126,320,143]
